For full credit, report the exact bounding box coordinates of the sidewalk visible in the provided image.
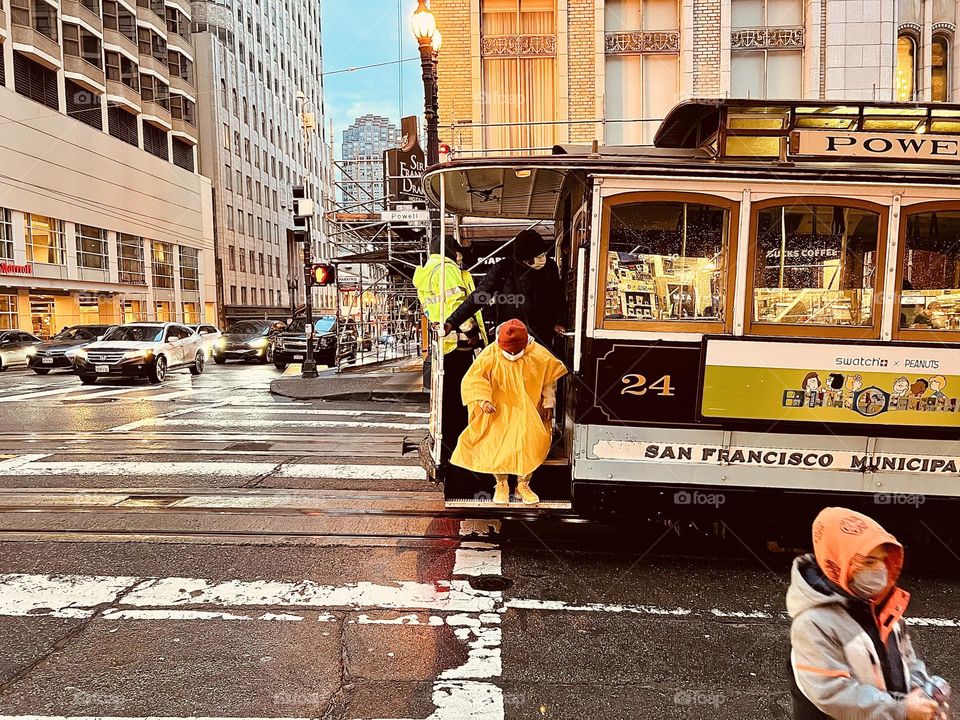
[269,355,428,403]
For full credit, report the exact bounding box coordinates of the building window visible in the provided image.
[750,201,883,336]
[223,124,231,150]
[11,0,58,41]
[182,302,199,324]
[249,250,255,271]
[899,208,960,336]
[230,285,237,304]
[226,207,234,231]
[896,33,918,102]
[77,225,109,270]
[260,288,266,306]
[172,137,195,172]
[730,0,803,99]
[170,95,196,125]
[105,51,139,91]
[0,209,12,260]
[104,1,138,43]
[603,0,679,145]
[138,26,167,64]
[168,51,194,84]
[932,34,950,102]
[180,246,199,291]
[108,106,139,146]
[65,80,103,131]
[155,301,173,322]
[220,79,228,107]
[122,300,146,322]
[480,0,557,153]
[118,233,146,285]
[143,122,169,161]
[228,244,236,270]
[152,240,175,289]
[25,214,65,265]
[237,210,244,233]
[141,74,170,110]
[63,23,103,68]
[601,196,735,331]
[241,286,248,304]
[0,294,18,330]
[239,249,246,272]
[258,252,264,275]
[12,51,58,110]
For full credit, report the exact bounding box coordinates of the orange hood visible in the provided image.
[812,507,909,641]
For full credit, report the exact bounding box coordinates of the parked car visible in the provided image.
[73,322,205,384]
[190,324,222,359]
[0,330,42,371]
[212,320,283,364]
[25,324,112,375]
[272,316,350,369]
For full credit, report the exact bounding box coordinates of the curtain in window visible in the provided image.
[896,35,917,102]
[932,35,950,102]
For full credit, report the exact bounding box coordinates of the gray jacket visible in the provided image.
[787,554,926,720]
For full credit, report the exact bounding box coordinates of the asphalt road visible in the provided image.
[0,360,957,720]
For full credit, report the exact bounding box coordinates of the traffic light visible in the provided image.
[292,185,314,231]
[308,263,336,286]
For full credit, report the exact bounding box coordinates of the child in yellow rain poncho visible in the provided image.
[451,319,567,505]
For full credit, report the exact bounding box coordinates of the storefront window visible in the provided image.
[155,301,173,322]
[77,225,108,270]
[182,302,199,324]
[30,295,55,338]
[0,294,17,330]
[0,209,12,260]
[752,203,881,329]
[118,234,145,285]
[152,240,174,289]
[602,199,731,327]
[123,299,146,322]
[25,214,65,265]
[179,246,199,291]
[900,210,960,332]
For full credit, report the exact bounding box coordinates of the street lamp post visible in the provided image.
[411,0,440,167]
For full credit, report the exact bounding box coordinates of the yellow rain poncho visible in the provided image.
[451,340,567,477]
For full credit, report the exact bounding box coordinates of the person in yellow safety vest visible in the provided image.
[413,236,487,461]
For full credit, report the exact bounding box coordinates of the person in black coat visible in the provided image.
[443,229,566,348]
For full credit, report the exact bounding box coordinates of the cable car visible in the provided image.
[420,99,960,518]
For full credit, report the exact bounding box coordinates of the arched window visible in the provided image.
[232,89,238,115]
[896,33,918,101]
[932,34,950,102]
[220,79,227,108]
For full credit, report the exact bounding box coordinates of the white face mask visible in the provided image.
[850,566,889,599]
[501,347,525,361]
[527,254,547,270]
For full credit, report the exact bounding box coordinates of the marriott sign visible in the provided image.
[0,261,32,275]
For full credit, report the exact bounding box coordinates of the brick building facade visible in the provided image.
[431,0,960,154]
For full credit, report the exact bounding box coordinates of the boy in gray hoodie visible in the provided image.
[787,507,948,720]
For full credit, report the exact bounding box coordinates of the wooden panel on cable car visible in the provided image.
[574,339,706,426]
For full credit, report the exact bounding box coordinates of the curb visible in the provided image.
[269,380,428,403]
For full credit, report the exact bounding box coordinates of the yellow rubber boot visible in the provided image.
[516,475,540,505]
[493,475,510,505]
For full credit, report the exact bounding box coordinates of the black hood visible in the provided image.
[225,331,267,342]
[38,339,89,352]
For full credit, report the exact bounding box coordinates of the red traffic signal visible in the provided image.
[309,263,336,286]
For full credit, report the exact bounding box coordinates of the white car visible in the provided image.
[190,323,223,359]
[73,322,206,384]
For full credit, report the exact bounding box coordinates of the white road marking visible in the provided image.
[452,543,502,577]
[0,385,97,403]
[205,406,430,417]
[106,400,234,432]
[60,385,190,402]
[0,573,496,617]
[101,609,320,622]
[0,459,425,480]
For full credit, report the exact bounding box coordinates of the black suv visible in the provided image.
[27,324,112,374]
[272,316,341,369]
[213,320,284,364]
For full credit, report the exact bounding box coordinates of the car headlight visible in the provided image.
[25,347,38,357]
[249,337,269,349]
[74,349,88,360]
[215,338,227,349]
[122,349,154,360]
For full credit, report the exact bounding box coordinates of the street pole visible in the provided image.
[297,91,319,380]
[418,37,439,167]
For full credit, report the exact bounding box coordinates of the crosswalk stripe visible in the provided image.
[121,418,428,431]
[205,406,430,417]
[0,459,425,479]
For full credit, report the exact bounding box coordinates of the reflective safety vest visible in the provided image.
[413,254,487,355]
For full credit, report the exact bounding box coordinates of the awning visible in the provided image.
[424,163,569,220]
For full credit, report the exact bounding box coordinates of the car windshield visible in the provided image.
[53,327,98,341]
[287,317,335,334]
[227,321,270,335]
[102,325,165,343]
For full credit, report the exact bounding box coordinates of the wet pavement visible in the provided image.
[0,361,958,719]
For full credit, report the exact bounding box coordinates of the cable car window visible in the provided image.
[602,200,731,329]
[751,203,881,331]
[900,210,960,333]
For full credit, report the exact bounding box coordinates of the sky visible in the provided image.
[321,0,424,155]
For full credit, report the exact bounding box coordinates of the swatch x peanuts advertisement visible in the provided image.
[702,339,960,428]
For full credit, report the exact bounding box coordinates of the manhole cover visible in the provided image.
[468,575,513,592]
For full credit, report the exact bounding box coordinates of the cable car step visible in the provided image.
[444,498,572,510]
